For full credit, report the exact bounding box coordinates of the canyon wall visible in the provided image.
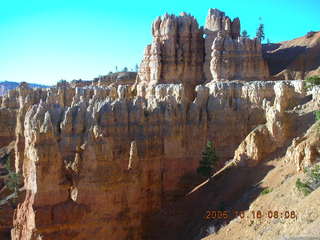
[0,79,304,240]
[0,89,20,148]
[0,8,317,240]
[210,33,270,81]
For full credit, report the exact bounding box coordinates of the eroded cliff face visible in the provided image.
[210,33,270,81]
[0,78,304,240]
[0,88,21,148]
[138,12,205,100]
[234,81,304,166]
[0,107,16,148]
[0,8,318,240]
[137,9,270,103]
[202,88,319,240]
[203,8,241,80]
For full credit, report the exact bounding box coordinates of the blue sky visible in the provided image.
[0,0,319,85]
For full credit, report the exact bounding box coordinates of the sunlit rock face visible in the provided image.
[203,8,241,81]
[232,80,320,169]
[0,79,304,240]
[138,12,205,101]
[210,33,270,81]
[138,9,269,101]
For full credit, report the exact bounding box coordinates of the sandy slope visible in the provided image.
[263,31,320,80]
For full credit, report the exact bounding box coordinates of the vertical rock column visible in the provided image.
[138,12,204,101]
[203,8,241,81]
[12,103,69,240]
[210,34,270,81]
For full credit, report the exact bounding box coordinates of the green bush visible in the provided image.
[4,165,21,193]
[261,188,273,195]
[1,154,22,207]
[197,141,218,178]
[2,155,21,195]
[296,164,320,196]
[296,178,312,196]
[304,75,320,90]
[309,164,320,183]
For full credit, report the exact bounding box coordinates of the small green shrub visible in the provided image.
[261,188,273,195]
[309,164,320,183]
[296,164,320,196]
[0,154,23,208]
[197,141,218,178]
[3,157,21,194]
[304,75,320,90]
[296,178,312,196]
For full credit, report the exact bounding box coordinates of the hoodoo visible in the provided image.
[137,8,270,103]
[0,7,319,240]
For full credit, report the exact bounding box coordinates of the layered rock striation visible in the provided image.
[138,12,204,100]
[202,8,268,81]
[210,33,270,81]
[203,8,241,80]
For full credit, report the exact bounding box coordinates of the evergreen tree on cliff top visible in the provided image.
[197,141,218,178]
[256,17,265,42]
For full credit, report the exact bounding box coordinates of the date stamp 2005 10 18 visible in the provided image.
[205,210,298,220]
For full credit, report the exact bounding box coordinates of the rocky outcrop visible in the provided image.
[92,72,137,88]
[203,86,319,240]
[285,123,320,171]
[210,33,270,81]
[233,80,318,166]
[204,8,241,80]
[138,12,204,100]
[285,87,320,171]
[137,8,269,93]
[0,142,16,239]
[0,108,17,148]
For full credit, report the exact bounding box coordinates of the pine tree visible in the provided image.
[256,19,265,42]
[0,154,21,206]
[197,141,218,178]
[3,155,20,194]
